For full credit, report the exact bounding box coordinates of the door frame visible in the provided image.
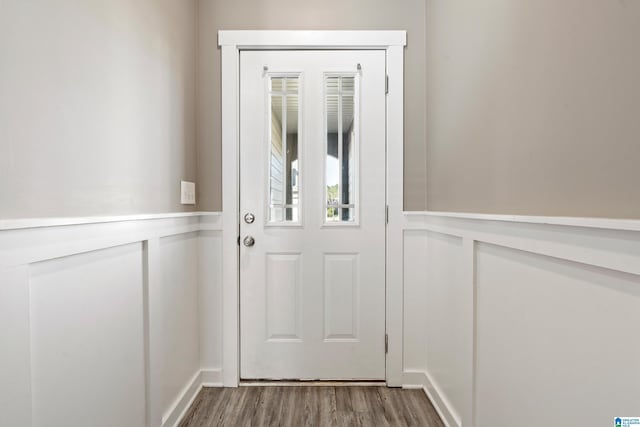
[219,30,406,387]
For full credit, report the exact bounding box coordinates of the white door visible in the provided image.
[240,50,386,380]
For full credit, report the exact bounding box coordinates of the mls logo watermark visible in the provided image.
[615,417,640,427]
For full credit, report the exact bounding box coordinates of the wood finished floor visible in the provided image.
[179,386,444,427]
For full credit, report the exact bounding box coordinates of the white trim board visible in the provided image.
[403,371,459,427]
[402,215,640,277]
[219,30,406,387]
[162,369,223,427]
[162,370,202,427]
[405,210,640,233]
[218,30,406,48]
[0,214,223,270]
[0,211,221,231]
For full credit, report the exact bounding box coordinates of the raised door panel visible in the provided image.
[266,253,303,341]
[323,253,359,341]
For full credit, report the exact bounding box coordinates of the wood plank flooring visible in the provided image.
[179,386,444,427]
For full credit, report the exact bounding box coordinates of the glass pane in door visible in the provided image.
[325,75,357,223]
[269,76,300,223]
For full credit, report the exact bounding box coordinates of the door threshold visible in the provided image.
[240,379,387,387]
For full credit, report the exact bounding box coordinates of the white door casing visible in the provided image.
[219,31,406,387]
[240,50,386,380]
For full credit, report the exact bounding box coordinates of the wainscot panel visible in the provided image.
[0,213,223,427]
[401,212,640,427]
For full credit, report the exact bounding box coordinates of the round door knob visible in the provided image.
[244,213,255,224]
[243,236,255,247]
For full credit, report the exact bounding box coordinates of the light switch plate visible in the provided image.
[180,181,196,205]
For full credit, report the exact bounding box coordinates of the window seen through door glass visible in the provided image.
[325,75,357,223]
[269,76,300,223]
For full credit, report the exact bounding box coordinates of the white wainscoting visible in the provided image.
[0,213,223,427]
[401,212,640,427]
[4,209,640,427]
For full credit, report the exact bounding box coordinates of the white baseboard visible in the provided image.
[403,370,461,427]
[201,368,223,387]
[162,369,224,427]
[162,371,202,427]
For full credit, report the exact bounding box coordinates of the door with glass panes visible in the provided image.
[240,50,386,380]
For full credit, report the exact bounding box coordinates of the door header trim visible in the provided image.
[218,30,407,48]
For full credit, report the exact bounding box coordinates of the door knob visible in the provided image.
[243,236,255,247]
[244,213,255,224]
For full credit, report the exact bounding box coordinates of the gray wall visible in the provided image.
[0,0,198,219]
[425,0,640,218]
[5,0,637,219]
[197,0,427,211]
